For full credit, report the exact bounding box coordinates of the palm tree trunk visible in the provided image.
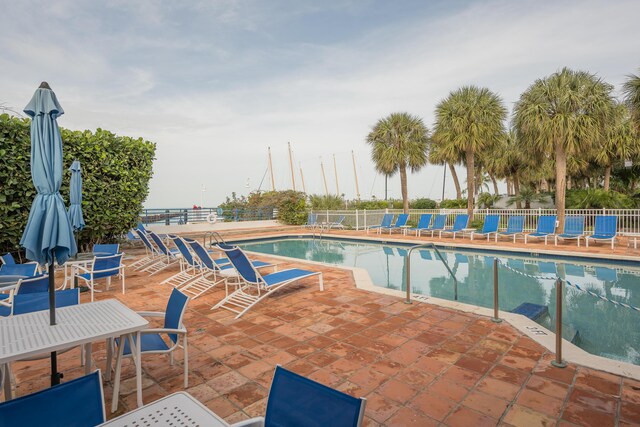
[465,148,475,220]
[604,165,612,191]
[555,142,567,232]
[400,163,409,214]
[489,172,499,195]
[513,175,522,209]
[448,163,462,199]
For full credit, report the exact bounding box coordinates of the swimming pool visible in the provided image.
[240,237,640,366]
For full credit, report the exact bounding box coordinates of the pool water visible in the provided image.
[241,238,640,366]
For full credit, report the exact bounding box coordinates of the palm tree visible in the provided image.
[428,141,463,199]
[366,112,429,213]
[513,68,614,231]
[433,86,507,220]
[595,102,639,190]
[623,71,640,130]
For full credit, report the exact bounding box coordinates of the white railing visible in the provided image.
[310,208,640,234]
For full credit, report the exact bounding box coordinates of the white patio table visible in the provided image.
[99,392,230,426]
[0,299,148,411]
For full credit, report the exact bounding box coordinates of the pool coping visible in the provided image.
[238,233,640,381]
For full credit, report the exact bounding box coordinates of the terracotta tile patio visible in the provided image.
[8,229,640,427]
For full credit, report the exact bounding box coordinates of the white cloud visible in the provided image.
[1,0,639,207]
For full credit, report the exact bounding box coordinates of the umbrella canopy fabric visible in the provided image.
[20,85,77,266]
[68,160,85,231]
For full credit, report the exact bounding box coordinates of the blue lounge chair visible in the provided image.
[366,213,394,234]
[185,239,274,299]
[439,214,469,239]
[525,215,557,245]
[143,231,181,275]
[230,365,366,427]
[555,216,585,247]
[75,253,126,302]
[496,216,525,243]
[115,288,190,388]
[407,214,432,236]
[0,370,105,427]
[304,213,319,229]
[386,214,410,234]
[326,215,346,230]
[160,235,205,290]
[422,214,447,237]
[470,215,500,241]
[213,245,323,318]
[93,243,120,255]
[586,215,617,249]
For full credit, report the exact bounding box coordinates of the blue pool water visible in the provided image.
[240,237,640,366]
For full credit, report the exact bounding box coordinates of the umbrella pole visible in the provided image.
[48,263,61,386]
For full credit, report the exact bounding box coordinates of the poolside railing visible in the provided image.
[311,208,640,235]
[140,207,276,225]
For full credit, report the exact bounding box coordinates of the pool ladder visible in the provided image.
[204,231,227,248]
[404,243,458,304]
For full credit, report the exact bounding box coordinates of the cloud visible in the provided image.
[1,0,639,206]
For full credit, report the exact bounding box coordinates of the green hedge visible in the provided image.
[0,114,156,253]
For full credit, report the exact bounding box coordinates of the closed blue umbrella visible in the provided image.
[20,82,77,386]
[68,160,85,231]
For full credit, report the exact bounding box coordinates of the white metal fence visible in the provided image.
[310,208,640,234]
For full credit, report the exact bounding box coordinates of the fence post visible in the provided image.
[364,209,367,229]
[355,209,359,230]
[165,209,170,226]
[234,208,238,222]
[551,278,567,368]
[183,209,188,224]
[405,251,412,304]
[492,258,502,323]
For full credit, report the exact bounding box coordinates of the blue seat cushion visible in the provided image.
[117,333,170,355]
[263,269,316,287]
[78,271,118,280]
[591,234,615,239]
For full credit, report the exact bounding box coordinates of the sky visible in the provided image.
[1,0,639,208]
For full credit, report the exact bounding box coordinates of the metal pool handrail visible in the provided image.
[204,231,227,247]
[405,243,458,304]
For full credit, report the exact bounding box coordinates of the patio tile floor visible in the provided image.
[8,228,640,426]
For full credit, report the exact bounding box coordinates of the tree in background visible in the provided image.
[624,70,640,130]
[428,138,463,199]
[366,112,429,213]
[595,102,639,190]
[513,68,614,230]
[433,86,507,220]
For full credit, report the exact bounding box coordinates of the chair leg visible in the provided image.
[183,335,189,388]
[122,269,126,294]
[319,273,324,291]
[105,338,113,381]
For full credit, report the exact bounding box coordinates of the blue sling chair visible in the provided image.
[129,229,164,270]
[439,214,469,239]
[470,215,500,241]
[113,288,190,389]
[554,216,585,247]
[386,214,410,234]
[495,215,525,243]
[229,365,366,427]
[213,245,323,318]
[407,213,432,236]
[422,214,446,237]
[93,243,120,255]
[185,239,275,299]
[524,215,557,245]
[75,253,126,302]
[585,215,618,249]
[366,213,394,234]
[0,370,105,427]
[160,235,205,290]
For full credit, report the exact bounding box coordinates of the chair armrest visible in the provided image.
[142,327,187,335]
[75,265,92,274]
[230,417,265,427]
[136,311,165,317]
